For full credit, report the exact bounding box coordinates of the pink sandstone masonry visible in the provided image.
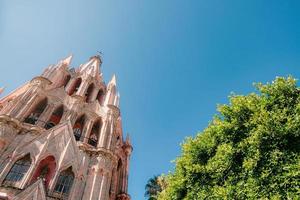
[0,55,132,200]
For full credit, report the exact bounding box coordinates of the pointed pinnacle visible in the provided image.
[62,54,73,65]
[109,74,117,86]
[79,56,101,77]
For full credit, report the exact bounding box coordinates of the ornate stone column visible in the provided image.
[99,120,112,149]
[89,87,99,102]
[100,171,112,200]
[65,77,77,94]
[77,81,89,97]
[83,119,94,143]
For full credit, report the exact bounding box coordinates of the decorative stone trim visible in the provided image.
[30,76,52,87]
[71,94,85,102]
[78,143,117,162]
[107,105,120,118]
[122,143,133,156]
[117,193,131,200]
[0,115,22,131]
[0,114,44,135]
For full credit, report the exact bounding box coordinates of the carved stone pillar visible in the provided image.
[83,119,94,143]
[77,81,89,97]
[65,78,77,94]
[82,156,105,200]
[122,143,132,195]
[109,167,118,200]
[89,87,99,102]
[82,158,98,200]
[100,172,111,200]
[98,118,110,148]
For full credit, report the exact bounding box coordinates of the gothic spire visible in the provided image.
[61,54,73,66]
[108,74,117,87]
[78,55,102,78]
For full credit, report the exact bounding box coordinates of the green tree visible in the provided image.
[145,175,168,200]
[158,77,300,200]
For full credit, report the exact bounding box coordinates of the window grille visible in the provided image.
[53,168,74,199]
[4,155,31,185]
[73,128,82,141]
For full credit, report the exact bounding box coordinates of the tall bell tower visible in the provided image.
[0,55,132,200]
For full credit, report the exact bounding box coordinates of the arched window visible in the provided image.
[85,84,94,103]
[116,159,123,194]
[24,98,48,125]
[97,89,105,105]
[68,78,82,96]
[3,154,31,185]
[88,120,102,147]
[44,105,64,129]
[53,167,74,199]
[30,156,56,188]
[73,115,85,141]
[63,75,71,88]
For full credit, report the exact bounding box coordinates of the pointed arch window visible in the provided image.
[97,89,105,106]
[63,75,71,88]
[88,119,102,147]
[73,115,85,141]
[31,156,56,188]
[53,167,74,199]
[45,105,64,129]
[3,154,31,185]
[85,83,94,103]
[116,159,123,194]
[39,165,49,180]
[68,78,82,96]
[24,98,48,125]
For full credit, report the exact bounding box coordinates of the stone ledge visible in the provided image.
[78,143,118,162]
[0,114,44,134]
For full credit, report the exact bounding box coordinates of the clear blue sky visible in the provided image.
[1,1,300,199]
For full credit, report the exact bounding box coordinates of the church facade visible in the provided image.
[0,55,132,200]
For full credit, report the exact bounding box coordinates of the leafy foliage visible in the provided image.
[145,175,168,200]
[158,77,300,200]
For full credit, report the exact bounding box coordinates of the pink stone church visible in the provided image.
[0,55,132,200]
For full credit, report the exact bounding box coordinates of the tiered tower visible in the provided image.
[0,55,132,200]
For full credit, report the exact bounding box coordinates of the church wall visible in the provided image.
[0,55,132,200]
